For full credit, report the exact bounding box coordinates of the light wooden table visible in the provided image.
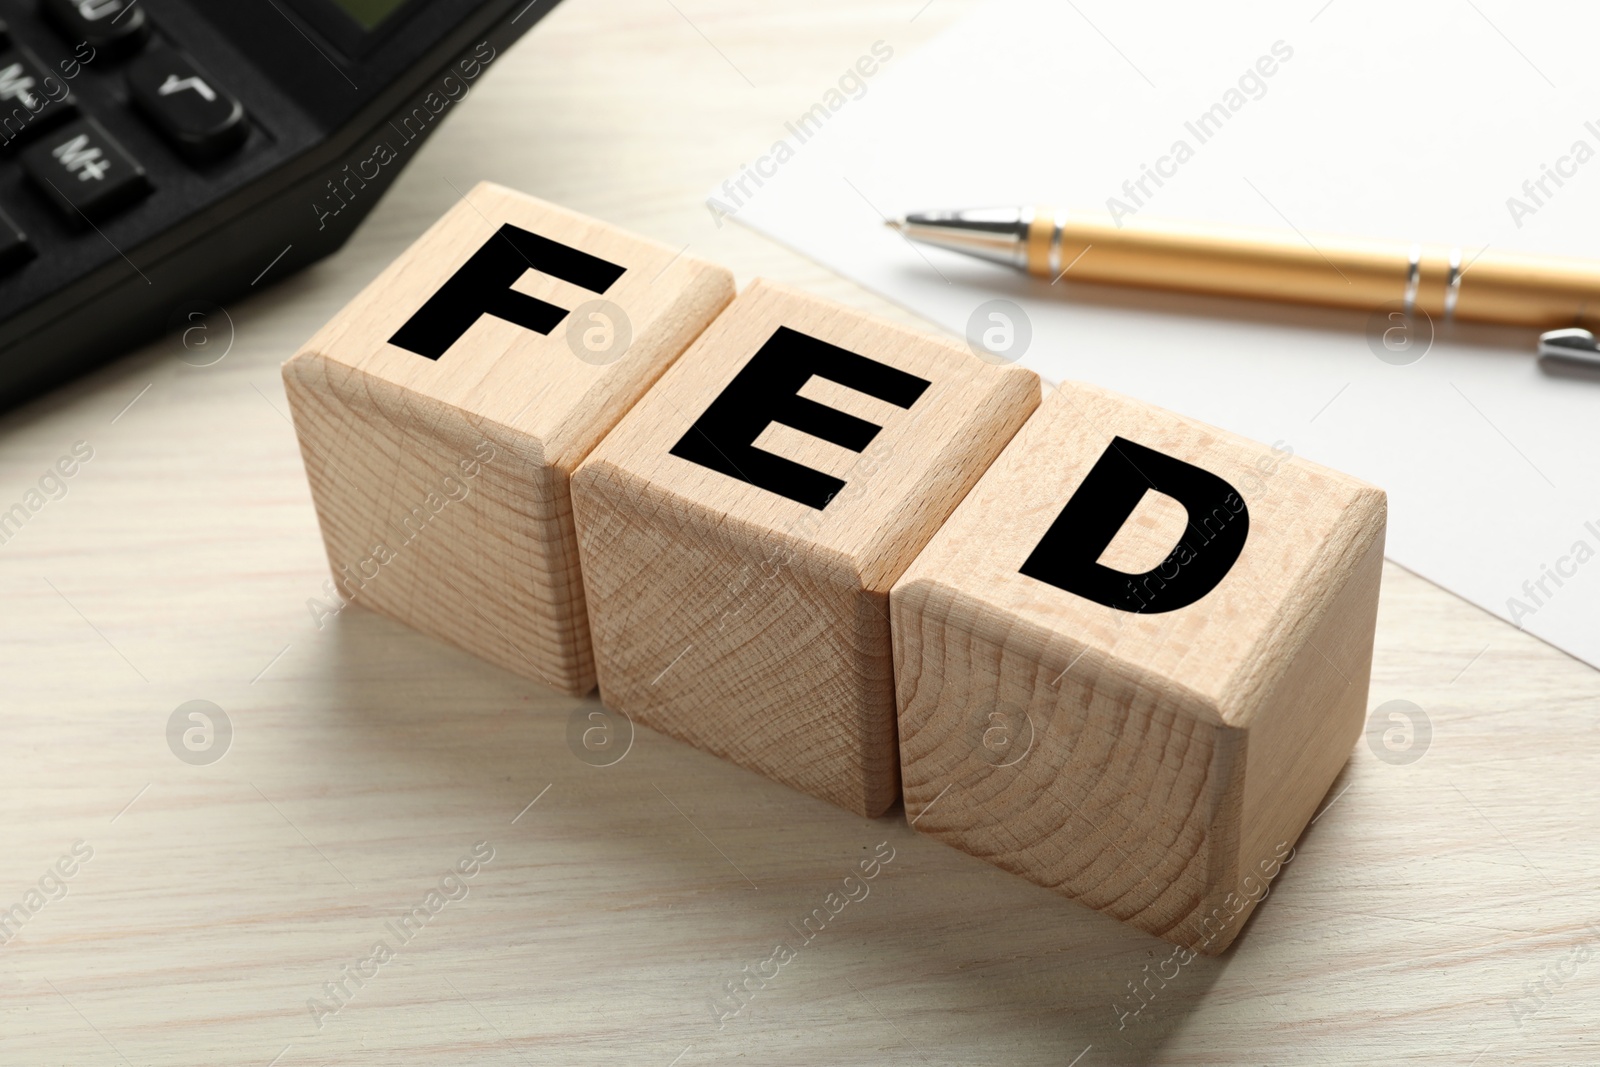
[3,2,1597,1064]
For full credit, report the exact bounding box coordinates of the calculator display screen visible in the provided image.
[327,0,412,29]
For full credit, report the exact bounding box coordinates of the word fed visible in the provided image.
[282,183,1386,954]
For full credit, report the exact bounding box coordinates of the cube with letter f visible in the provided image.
[571,280,1040,815]
[891,382,1387,953]
[282,183,734,693]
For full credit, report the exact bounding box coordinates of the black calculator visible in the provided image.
[0,0,561,411]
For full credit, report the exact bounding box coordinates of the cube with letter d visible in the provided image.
[282,183,734,694]
[892,383,1386,953]
[571,279,1040,816]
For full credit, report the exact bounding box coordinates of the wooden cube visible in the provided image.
[283,183,734,694]
[892,383,1386,952]
[570,279,1040,815]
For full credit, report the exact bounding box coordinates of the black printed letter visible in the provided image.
[1020,436,1249,613]
[388,223,626,360]
[669,327,930,509]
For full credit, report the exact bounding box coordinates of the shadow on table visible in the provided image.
[294,608,1294,1066]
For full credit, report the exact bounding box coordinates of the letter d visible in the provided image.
[1020,436,1249,612]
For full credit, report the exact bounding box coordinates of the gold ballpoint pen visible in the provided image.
[886,207,1600,346]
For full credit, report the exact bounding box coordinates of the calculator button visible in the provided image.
[0,47,76,148]
[41,0,150,59]
[21,117,150,220]
[0,206,32,272]
[126,46,246,162]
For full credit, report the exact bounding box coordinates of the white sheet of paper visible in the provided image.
[717,0,1600,669]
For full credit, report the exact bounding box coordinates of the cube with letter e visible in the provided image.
[282,183,734,694]
[570,279,1040,816]
[891,383,1386,953]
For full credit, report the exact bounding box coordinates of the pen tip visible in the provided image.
[883,217,904,232]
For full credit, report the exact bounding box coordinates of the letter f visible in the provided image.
[388,223,626,360]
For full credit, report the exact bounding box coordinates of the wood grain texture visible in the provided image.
[572,279,1039,815]
[893,382,1386,952]
[2,1,1597,1063]
[283,183,734,693]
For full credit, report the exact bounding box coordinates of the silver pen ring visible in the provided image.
[1403,244,1421,315]
[1015,205,1035,271]
[1048,212,1066,277]
[1444,247,1462,320]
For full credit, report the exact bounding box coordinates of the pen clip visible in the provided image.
[1537,328,1600,370]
